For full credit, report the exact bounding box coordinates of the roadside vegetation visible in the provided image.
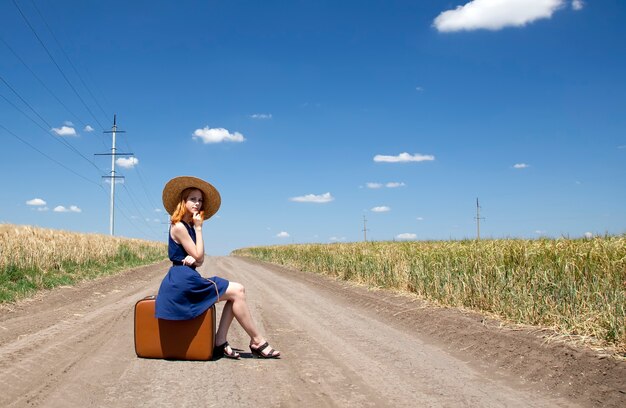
[233,236,626,353]
[0,224,167,303]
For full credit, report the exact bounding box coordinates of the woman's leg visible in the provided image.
[215,300,235,345]
[217,282,279,356]
[214,300,240,358]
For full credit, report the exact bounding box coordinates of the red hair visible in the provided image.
[170,188,204,224]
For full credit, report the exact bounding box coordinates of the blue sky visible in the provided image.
[0,0,624,255]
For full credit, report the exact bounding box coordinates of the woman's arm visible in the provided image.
[171,219,205,264]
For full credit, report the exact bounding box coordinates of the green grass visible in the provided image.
[0,225,167,303]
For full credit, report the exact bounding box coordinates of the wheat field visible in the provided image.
[234,236,626,353]
[0,224,167,302]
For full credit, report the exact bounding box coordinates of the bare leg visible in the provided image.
[215,300,235,345]
[216,282,280,357]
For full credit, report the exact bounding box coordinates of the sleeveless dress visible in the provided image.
[154,222,230,320]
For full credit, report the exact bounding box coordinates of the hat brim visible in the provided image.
[162,176,221,220]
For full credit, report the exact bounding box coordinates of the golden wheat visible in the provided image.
[0,224,167,302]
[234,237,626,352]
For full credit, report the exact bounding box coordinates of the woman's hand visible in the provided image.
[182,255,196,266]
[192,210,204,228]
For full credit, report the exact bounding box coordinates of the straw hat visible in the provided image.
[162,176,221,220]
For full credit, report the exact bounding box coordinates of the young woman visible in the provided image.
[155,176,280,359]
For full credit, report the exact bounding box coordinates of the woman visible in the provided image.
[155,176,280,359]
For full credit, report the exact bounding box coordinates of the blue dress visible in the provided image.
[155,222,230,320]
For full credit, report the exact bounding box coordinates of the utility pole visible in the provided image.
[363,215,369,242]
[95,115,132,235]
[475,198,485,241]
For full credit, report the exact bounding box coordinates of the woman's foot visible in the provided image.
[215,341,240,359]
[250,341,280,359]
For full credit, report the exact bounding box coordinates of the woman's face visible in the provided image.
[185,189,204,215]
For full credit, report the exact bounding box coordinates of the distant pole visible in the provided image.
[363,216,369,242]
[475,198,485,240]
[108,117,117,235]
[96,115,132,236]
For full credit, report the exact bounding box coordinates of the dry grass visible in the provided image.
[0,224,167,302]
[233,236,626,353]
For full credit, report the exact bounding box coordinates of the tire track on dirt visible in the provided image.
[231,256,626,408]
[219,257,579,407]
[0,257,623,407]
[0,262,167,407]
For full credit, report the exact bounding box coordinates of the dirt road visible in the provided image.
[0,257,624,407]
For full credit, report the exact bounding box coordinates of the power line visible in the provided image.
[120,136,160,212]
[121,183,162,237]
[0,75,51,129]
[0,129,153,238]
[0,122,143,240]
[100,121,161,237]
[0,84,106,175]
[0,123,102,187]
[114,195,159,240]
[81,64,114,120]
[112,129,163,238]
[96,115,131,235]
[0,34,98,142]
[28,0,110,121]
[12,0,105,130]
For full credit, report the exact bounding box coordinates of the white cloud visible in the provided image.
[367,182,406,189]
[371,206,391,213]
[192,127,245,144]
[51,126,77,136]
[36,207,49,212]
[84,125,94,132]
[155,208,162,213]
[571,0,583,10]
[584,231,593,238]
[54,205,81,213]
[415,86,424,92]
[374,152,435,163]
[26,198,46,206]
[64,121,74,127]
[513,163,530,169]
[396,233,417,241]
[116,157,139,169]
[329,236,346,242]
[433,0,565,32]
[250,113,272,119]
[104,178,124,184]
[289,192,334,203]
[534,230,547,235]
[416,217,424,221]
[276,231,290,238]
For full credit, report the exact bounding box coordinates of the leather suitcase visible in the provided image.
[134,295,216,361]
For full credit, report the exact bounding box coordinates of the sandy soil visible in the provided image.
[0,256,624,407]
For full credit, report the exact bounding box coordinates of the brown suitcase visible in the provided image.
[134,295,216,360]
